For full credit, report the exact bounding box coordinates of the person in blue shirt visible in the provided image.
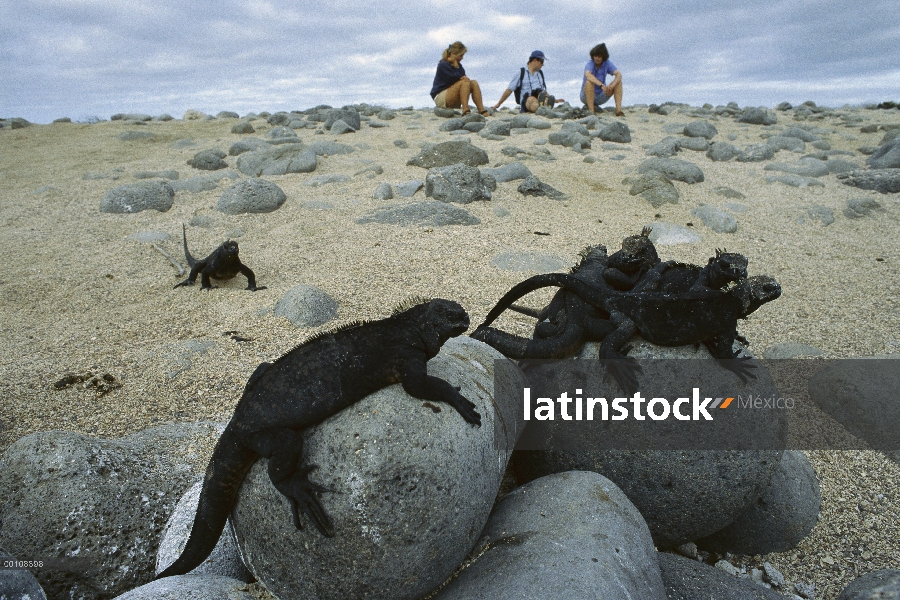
[581,43,624,116]
[429,41,490,116]
[492,50,561,113]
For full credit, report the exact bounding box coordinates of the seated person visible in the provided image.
[581,43,624,116]
[492,51,562,113]
[429,41,490,116]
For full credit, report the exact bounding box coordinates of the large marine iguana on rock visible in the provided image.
[173,224,266,291]
[474,272,780,393]
[157,298,480,579]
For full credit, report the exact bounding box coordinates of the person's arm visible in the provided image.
[603,69,622,94]
[584,65,604,87]
[493,89,513,109]
[435,61,461,89]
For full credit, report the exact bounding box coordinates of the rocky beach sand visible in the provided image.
[1,101,899,599]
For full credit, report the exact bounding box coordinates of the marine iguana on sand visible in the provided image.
[474,272,780,393]
[173,224,265,291]
[157,298,480,579]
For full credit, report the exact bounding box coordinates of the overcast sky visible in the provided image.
[2,0,899,123]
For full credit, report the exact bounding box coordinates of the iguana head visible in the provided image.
[570,244,608,273]
[221,240,239,257]
[733,275,781,317]
[708,249,748,288]
[400,298,469,356]
[614,227,660,273]
[424,299,470,339]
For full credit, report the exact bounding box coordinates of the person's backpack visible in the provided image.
[513,67,546,104]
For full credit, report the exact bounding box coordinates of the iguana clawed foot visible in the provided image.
[246,284,267,291]
[602,346,644,395]
[719,357,757,383]
[173,279,194,289]
[274,464,336,537]
[450,389,482,426]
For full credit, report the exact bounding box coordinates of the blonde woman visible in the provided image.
[429,41,490,116]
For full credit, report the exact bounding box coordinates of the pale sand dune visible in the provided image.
[1,105,898,598]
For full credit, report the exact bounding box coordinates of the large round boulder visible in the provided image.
[216,179,287,214]
[512,338,785,549]
[0,423,223,600]
[100,181,174,213]
[696,450,820,554]
[432,471,667,600]
[230,337,527,600]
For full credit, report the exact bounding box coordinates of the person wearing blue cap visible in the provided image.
[492,50,561,113]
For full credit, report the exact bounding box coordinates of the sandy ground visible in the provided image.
[1,104,898,598]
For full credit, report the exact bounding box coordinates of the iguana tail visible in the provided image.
[156,429,256,579]
[478,274,611,330]
[507,303,542,319]
[181,223,198,268]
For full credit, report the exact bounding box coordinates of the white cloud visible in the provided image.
[486,13,533,29]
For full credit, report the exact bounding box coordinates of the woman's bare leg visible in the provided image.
[469,80,488,113]
[458,80,472,114]
[444,80,464,109]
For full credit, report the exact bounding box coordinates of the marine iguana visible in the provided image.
[508,227,661,334]
[474,272,780,393]
[602,225,661,291]
[157,298,480,579]
[473,247,750,361]
[173,224,266,291]
[637,249,749,294]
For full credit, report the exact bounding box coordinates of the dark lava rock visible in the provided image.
[407,141,489,168]
[0,423,223,600]
[658,552,786,600]
[517,175,566,199]
[100,180,174,213]
[188,149,228,171]
[736,144,776,162]
[425,164,492,204]
[354,200,480,227]
[837,569,900,600]
[236,144,317,176]
[707,142,741,162]
[637,157,704,183]
[273,284,339,327]
[598,120,632,143]
[216,178,287,214]
[683,121,718,139]
[432,472,667,600]
[696,450,820,555]
[837,169,900,193]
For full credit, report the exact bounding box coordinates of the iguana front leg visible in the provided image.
[703,334,757,382]
[597,307,642,395]
[173,262,205,289]
[244,428,335,537]
[200,267,216,290]
[400,358,481,426]
[239,264,267,291]
[631,261,677,292]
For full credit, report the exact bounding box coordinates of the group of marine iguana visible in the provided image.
[470,226,782,393]
[157,225,781,579]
